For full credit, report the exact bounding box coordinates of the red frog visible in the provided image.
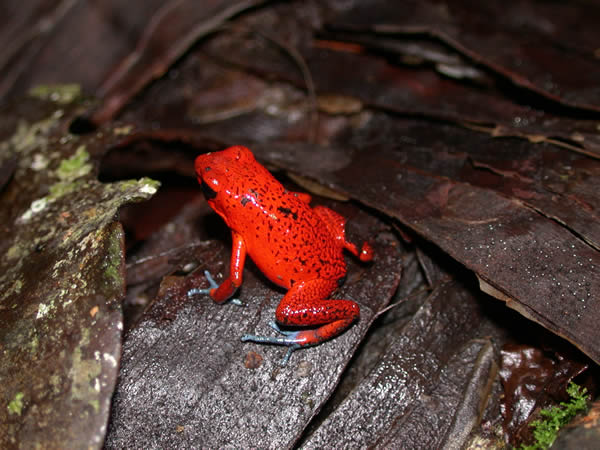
[189,146,373,364]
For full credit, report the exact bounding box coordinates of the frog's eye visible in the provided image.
[201,180,217,200]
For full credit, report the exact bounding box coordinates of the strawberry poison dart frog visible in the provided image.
[189,146,373,364]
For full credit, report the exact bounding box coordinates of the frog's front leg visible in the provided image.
[242,278,359,364]
[188,231,246,304]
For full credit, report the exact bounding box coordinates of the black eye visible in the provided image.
[201,180,217,200]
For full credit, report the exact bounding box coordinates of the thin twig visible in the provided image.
[373,284,436,319]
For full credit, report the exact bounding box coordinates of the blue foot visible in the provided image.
[187,270,218,297]
[187,270,242,305]
[242,324,303,366]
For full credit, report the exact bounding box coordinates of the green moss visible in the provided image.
[33,145,93,206]
[56,145,92,181]
[104,264,120,286]
[2,111,63,157]
[48,180,84,199]
[28,84,81,104]
[522,382,589,450]
[118,179,140,191]
[69,327,102,414]
[104,230,123,286]
[7,392,24,416]
[117,177,160,195]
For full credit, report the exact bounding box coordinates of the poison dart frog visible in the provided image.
[189,146,373,365]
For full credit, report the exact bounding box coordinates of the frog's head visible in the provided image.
[194,146,257,220]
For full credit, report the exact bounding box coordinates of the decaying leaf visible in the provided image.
[0,97,159,448]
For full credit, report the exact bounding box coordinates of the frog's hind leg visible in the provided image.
[313,205,374,262]
[290,191,312,204]
[241,278,359,364]
[275,278,360,342]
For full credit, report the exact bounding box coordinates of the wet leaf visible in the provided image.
[105,200,402,448]
[329,0,600,112]
[329,115,600,251]
[0,0,80,100]
[302,280,499,448]
[500,342,590,445]
[255,142,600,365]
[87,0,269,125]
[205,6,600,158]
[0,98,159,448]
[0,0,268,125]
[3,2,599,448]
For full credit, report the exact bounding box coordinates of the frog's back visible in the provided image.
[240,189,346,289]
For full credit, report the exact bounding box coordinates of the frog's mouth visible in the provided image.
[200,180,217,200]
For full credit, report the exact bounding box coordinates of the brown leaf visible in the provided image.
[329,0,600,112]
[256,142,600,365]
[303,280,498,448]
[106,199,402,448]
[87,0,269,125]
